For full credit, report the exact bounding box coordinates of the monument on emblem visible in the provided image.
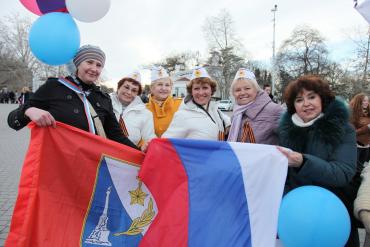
[85,187,112,246]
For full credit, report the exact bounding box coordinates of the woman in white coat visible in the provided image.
[163,67,230,140]
[110,71,156,147]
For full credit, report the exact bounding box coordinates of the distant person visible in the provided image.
[277,75,357,247]
[8,91,15,104]
[263,84,275,102]
[8,45,137,150]
[163,66,230,140]
[14,90,20,104]
[140,91,149,103]
[0,89,4,103]
[228,69,283,144]
[146,66,182,137]
[2,88,9,104]
[110,71,156,148]
[18,87,32,105]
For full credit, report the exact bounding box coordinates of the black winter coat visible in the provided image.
[279,99,357,193]
[8,76,138,150]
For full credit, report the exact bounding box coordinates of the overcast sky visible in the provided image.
[1,0,369,85]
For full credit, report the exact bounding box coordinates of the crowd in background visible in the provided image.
[1,86,32,105]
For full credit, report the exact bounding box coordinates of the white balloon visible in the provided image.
[66,0,111,22]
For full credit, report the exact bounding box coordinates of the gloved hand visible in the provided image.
[360,210,370,233]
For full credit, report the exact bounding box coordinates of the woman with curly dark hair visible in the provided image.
[350,93,370,167]
[350,93,370,237]
[277,75,357,246]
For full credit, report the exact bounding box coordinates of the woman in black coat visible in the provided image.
[8,45,137,150]
[277,75,357,246]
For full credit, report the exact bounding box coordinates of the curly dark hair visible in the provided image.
[284,75,335,115]
[186,77,217,95]
[350,93,370,127]
[117,77,142,95]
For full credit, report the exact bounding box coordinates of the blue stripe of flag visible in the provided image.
[170,139,252,247]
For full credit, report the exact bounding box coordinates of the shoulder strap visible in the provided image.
[58,78,106,138]
[216,109,226,131]
[85,99,106,138]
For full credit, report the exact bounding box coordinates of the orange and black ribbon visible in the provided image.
[218,131,225,141]
[119,114,129,137]
[240,121,256,143]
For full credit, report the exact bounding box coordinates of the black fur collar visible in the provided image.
[279,99,349,152]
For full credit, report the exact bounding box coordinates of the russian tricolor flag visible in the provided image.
[140,139,288,247]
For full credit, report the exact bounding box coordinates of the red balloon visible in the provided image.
[20,0,68,16]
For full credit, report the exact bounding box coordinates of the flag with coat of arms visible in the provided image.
[5,122,157,246]
[5,121,287,247]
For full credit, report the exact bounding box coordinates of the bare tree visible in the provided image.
[152,51,202,73]
[203,9,242,51]
[346,26,370,92]
[203,9,247,98]
[0,14,37,84]
[276,25,330,79]
[0,14,66,90]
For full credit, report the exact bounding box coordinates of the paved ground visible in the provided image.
[0,105,367,246]
[0,104,29,246]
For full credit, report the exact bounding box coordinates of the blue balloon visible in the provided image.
[29,13,80,66]
[278,186,350,247]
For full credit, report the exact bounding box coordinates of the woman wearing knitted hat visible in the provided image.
[227,68,283,144]
[110,71,156,148]
[162,66,230,140]
[8,45,137,150]
[146,66,182,137]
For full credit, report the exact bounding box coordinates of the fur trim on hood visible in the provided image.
[279,98,349,153]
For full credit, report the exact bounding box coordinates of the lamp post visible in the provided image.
[271,4,277,95]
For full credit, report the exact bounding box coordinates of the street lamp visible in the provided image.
[271,4,277,96]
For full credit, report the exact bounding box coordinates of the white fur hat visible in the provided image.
[151,66,169,82]
[190,66,211,80]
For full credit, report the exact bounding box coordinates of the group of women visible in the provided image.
[7,44,370,247]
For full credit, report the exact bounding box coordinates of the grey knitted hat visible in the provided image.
[73,45,106,68]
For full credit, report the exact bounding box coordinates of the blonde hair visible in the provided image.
[230,78,262,95]
[151,77,173,86]
[22,87,30,93]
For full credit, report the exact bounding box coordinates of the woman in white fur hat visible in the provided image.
[110,71,156,148]
[146,66,182,137]
[163,66,230,140]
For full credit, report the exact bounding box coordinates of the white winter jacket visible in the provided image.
[162,99,231,140]
[111,94,156,145]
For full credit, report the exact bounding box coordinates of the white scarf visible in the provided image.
[291,113,324,127]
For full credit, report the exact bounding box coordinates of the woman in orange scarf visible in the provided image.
[146,66,182,137]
